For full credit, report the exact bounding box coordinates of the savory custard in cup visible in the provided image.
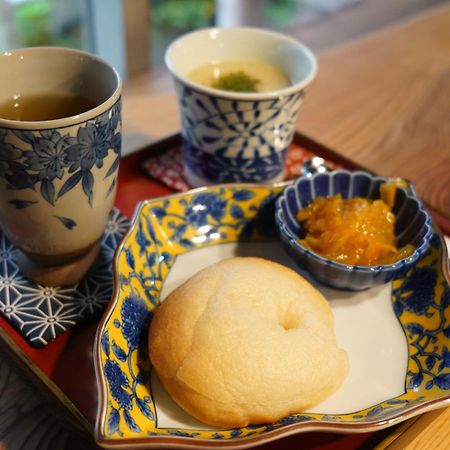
[165,27,317,187]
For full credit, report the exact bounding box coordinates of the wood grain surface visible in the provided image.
[295,4,450,219]
[376,406,450,450]
[122,4,450,219]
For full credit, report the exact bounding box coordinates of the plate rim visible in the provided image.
[94,182,450,449]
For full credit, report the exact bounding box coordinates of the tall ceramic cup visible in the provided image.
[0,47,121,286]
[165,27,317,187]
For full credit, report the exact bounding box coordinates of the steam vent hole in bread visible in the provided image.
[148,257,348,428]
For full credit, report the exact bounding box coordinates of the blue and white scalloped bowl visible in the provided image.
[275,170,433,290]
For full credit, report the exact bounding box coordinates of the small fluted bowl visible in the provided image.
[275,170,433,290]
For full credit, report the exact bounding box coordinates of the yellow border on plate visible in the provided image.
[95,183,450,448]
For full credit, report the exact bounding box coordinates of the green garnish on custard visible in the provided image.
[212,71,260,92]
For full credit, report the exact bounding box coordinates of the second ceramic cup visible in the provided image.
[0,47,122,286]
[165,27,317,187]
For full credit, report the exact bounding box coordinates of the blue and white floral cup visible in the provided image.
[165,27,317,187]
[0,47,121,286]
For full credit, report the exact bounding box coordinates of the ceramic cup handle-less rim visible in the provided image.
[0,47,122,286]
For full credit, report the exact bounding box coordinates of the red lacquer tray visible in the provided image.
[0,132,447,449]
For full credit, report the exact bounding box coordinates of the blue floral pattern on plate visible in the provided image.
[0,208,129,347]
[95,185,450,448]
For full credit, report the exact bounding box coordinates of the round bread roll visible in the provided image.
[149,257,348,428]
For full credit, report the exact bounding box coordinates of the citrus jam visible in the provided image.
[296,184,415,266]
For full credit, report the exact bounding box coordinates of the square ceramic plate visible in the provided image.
[94,184,450,449]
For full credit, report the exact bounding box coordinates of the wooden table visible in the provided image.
[1,4,449,449]
[295,4,450,225]
[123,4,450,229]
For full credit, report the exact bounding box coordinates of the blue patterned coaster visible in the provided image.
[0,208,129,348]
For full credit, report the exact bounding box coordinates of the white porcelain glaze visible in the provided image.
[156,241,407,429]
[165,28,317,187]
[0,47,122,284]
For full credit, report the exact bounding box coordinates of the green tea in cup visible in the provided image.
[0,47,122,286]
[0,92,98,121]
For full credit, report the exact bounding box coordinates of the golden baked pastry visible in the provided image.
[148,257,348,428]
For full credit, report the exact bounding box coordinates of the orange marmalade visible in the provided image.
[297,189,414,266]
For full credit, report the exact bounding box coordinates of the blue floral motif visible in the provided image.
[275,415,313,426]
[392,236,450,393]
[168,430,200,438]
[406,323,424,336]
[439,346,450,371]
[148,188,280,255]
[230,204,244,219]
[0,130,22,177]
[230,429,242,438]
[351,397,426,421]
[211,433,225,439]
[97,100,121,142]
[104,360,132,409]
[396,267,437,315]
[426,355,436,371]
[112,340,127,362]
[124,410,141,432]
[107,407,120,435]
[151,206,166,220]
[0,100,121,224]
[121,294,151,350]
[55,215,77,230]
[185,192,227,226]
[125,247,135,270]
[434,374,450,389]
[136,398,154,420]
[232,189,256,201]
[66,122,110,171]
[136,223,150,256]
[102,292,153,436]
[99,188,450,443]
[408,372,424,390]
[24,131,69,180]
[101,330,110,357]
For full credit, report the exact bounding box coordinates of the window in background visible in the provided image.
[0,0,128,79]
[147,0,447,72]
[149,0,215,68]
[1,0,446,80]
[0,0,90,51]
[146,0,362,70]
